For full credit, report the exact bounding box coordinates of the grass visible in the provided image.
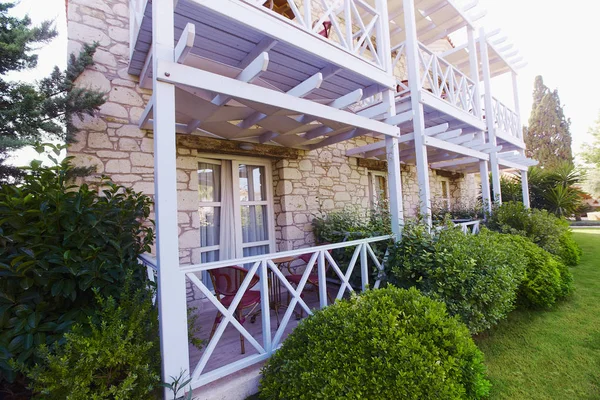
[475,229,600,400]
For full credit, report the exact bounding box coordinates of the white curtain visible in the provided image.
[219,160,236,260]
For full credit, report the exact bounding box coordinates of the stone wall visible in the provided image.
[67,0,480,265]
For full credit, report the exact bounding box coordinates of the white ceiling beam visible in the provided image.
[431,157,479,169]
[174,23,195,64]
[424,135,489,160]
[424,123,450,136]
[138,97,153,129]
[433,128,462,141]
[157,60,398,137]
[447,134,474,145]
[258,131,278,144]
[385,110,414,126]
[290,87,362,132]
[210,52,270,107]
[357,102,390,119]
[461,0,479,12]
[237,37,278,69]
[309,128,368,150]
[486,28,502,38]
[139,45,153,89]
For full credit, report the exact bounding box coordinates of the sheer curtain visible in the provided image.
[219,160,236,260]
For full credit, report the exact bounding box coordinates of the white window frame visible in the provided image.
[368,170,388,208]
[198,154,276,260]
[439,178,451,209]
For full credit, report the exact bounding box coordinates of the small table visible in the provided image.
[270,255,296,326]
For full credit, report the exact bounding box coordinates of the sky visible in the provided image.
[6,0,600,165]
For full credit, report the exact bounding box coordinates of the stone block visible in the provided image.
[117,125,146,138]
[108,26,129,43]
[118,138,141,151]
[88,132,113,149]
[109,87,143,106]
[179,229,200,249]
[99,102,128,118]
[75,69,111,93]
[334,192,351,202]
[178,190,198,211]
[281,195,306,212]
[131,152,154,167]
[68,22,111,46]
[282,226,304,240]
[105,159,131,173]
[299,159,313,171]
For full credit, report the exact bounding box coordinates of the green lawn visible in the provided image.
[475,229,600,400]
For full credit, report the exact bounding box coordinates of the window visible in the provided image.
[368,171,388,208]
[440,178,451,209]
[197,156,275,265]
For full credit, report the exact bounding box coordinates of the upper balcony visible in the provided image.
[129,0,397,91]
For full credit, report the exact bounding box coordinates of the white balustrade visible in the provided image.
[392,42,479,118]
[491,96,521,140]
[242,0,386,69]
[142,235,391,390]
[457,220,480,234]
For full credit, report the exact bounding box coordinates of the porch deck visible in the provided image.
[187,283,331,375]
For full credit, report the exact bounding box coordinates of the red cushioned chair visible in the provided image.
[208,266,260,354]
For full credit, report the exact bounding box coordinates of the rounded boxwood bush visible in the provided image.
[259,287,490,400]
[386,224,526,333]
[503,234,573,308]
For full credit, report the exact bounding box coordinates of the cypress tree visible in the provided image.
[0,2,105,182]
[524,75,573,168]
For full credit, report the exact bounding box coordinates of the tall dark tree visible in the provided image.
[0,2,104,182]
[524,75,573,168]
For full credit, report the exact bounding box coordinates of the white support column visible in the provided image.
[512,71,523,140]
[521,169,530,208]
[468,28,491,214]
[479,28,502,204]
[479,161,492,214]
[382,89,404,237]
[152,0,190,395]
[403,0,431,225]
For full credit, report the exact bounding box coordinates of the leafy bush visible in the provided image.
[485,202,581,266]
[386,223,526,333]
[24,284,160,399]
[0,152,154,385]
[431,198,484,223]
[312,205,392,286]
[259,287,490,399]
[502,235,573,308]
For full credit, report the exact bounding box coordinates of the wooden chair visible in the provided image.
[208,266,260,354]
[285,250,334,317]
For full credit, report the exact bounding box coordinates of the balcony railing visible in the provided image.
[393,42,479,119]
[146,235,392,390]
[236,0,388,69]
[490,97,521,140]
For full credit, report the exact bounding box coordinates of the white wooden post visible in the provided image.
[360,243,368,291]
[512,71,522,140]
[152,0,190,395]
[467,28,491,214]
[317,250,328,308]
[479,28,502,204]
[403,0,431,225]
[521,169,530,208]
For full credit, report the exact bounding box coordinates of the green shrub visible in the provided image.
[485,202,581,266]
[501,235,573,308]
[24,284,160,399]
[386,224,526,333]
[259,287,490,400]
[0,153,154,384]
[312,205,392,286]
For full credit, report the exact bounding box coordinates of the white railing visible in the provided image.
[244,0,387,69]
[178,235,392,389]
[392,42,479,118]
[138,253,158,304]
[491,97,521,140]
[457,220,480,234]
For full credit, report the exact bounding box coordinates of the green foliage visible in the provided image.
[0,148,154,385]
[431,198,484,223]
[160,371,195,400]
[581,112,600,197]
[485,202,581,266]
[259,287,490,400]
[312,205,392,285]
[386,223,526,333]
[24,285,160,399]
[501,235,573,308]
[525,75,573,168]
[187,307,204,351]
[0,2,105,182]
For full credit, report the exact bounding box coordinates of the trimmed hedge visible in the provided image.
[502,235,573,308]
[485,202,581,266]
[259,287,490,400]
[386,224,526,334]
